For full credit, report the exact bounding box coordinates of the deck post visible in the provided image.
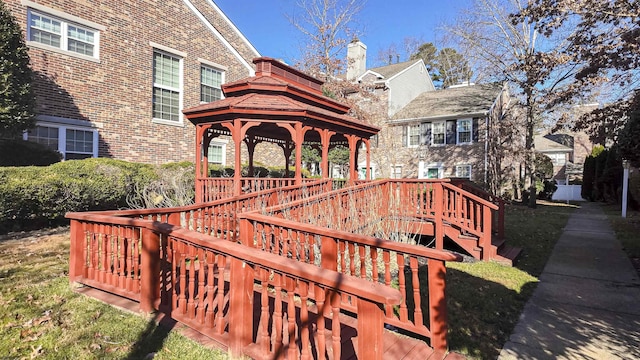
[140,228,160,313]
[434,183,445,250]
[357,299,385,360]
[320,236,338,271]
[228,258,255,357]
[69,219,85,283]
[482,205,494,260]
[428,259,448,358]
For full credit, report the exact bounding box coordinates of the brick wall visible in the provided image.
[6,0,258,164]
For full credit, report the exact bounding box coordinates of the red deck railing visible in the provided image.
[67,178,504,358]
[67,215,401,360]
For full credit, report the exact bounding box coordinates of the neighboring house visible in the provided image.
[386,83,510,182]
[535,131,594,184]
[346,40,510,182]
[7,0,259,164]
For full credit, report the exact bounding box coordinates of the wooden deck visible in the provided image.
[75,285,462,359]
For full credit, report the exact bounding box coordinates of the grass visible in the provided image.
[0,228,228,360]
[445,201,577,359]
[0,201,580,360]
[601,203,640,270]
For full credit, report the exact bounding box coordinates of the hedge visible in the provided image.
[0,158,159,233]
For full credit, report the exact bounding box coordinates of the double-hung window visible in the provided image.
[200,66,223,103]
[457,118,472,144]
[27,9,100,59]
[432,122,446,145]
[208,141,226,165]
[456,165,472,179]
[26,122,98,160]
[152,50,182,123]
[407,124,421,147]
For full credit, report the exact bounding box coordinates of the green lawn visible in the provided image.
[602,203,640,270]
[0,228,228,360]
[446,201,577,359]
[0,201,579,359]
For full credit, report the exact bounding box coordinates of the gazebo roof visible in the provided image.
[183,57,380,140]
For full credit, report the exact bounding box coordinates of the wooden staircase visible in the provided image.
[443,221,521,266]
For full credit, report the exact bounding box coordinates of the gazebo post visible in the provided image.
[245,135,258,177]
[195,124,206,203]
[364,138,371,180]
[347,135,359,181]
[232,118,242,196]
[320,129,335,179]
[294,122,303,183]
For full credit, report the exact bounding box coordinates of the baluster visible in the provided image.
[118,226,126,290]
[397,253,408,322]
[308,233,315,266]
[274,274,283,356]
[197,248,206,323]
[475,203,481,232]
[187,247,197,318]
[179,249,187,314]
[215,255,226,333]
[315,286,327,359]
[359,245,366,279]
[371,247,378,282]
[132,227,140,293]
[205,252,215,328]
[410,257,424,327]
[259,268,271,353]
[299,281,310,360]
[383,251,392,317]
[286,278,297,359]
[348,243,356,276]
[331,291,341,360]
[339,241,346,274]
[90,225,99,281]
[100,225,108,283]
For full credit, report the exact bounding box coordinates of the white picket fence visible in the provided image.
[552,185,585,201]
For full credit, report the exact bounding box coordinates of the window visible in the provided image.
[419,162,443,179]
[200,66,223,103]
[456,165,472,179]
[208,141,226,165]
[432,122,445,145]
[26,124,98,160]
[407,124,421,147]
[546,153,566,166]
[457,119,472,144]
[27,10,99,59]
[153,50,182,122]
[390,165,402,179]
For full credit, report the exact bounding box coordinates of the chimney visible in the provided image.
[388,55,392,64]
[347,40,367,81]
[396,54,400,63]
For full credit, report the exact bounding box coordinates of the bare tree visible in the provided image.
[287,0,366,81]
[443,0,579,207]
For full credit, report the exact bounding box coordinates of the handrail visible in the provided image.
[239,212,462,263]
[442,182,499,211]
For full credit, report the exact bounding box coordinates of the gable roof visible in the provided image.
[183,0,260,74]
[357,60,423,83]
[535,134,574,152]
[390,83,504,121]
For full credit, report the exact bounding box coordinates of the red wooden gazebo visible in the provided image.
[183,57,380,202]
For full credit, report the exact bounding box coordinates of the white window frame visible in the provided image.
[546,152,567,166]
[207,140,227,166]
[199,59,226,103]
[418,162,444,179]
[455,164,472,179]
[457,118,473,144]
[407,124,421,147]
[390,165,403,179]
[24,121,99,160]
[432,121,446,146]
[24,4,102,62]
[152,46,184,126]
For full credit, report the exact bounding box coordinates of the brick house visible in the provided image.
[7,0,259,164]
[347,41,510,183]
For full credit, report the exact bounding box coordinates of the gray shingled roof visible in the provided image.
[367,60,419,80]
[391,83,503,120]
[534,134,573,152]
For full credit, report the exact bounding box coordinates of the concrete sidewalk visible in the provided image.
[499,202,640,360]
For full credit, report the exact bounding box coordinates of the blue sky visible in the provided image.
[214,0,472,67]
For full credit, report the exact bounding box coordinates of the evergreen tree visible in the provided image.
[0,2,35,138]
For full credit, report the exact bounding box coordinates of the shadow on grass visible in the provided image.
[123,315,177,360]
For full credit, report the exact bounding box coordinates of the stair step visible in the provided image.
[491,238,505,249]
[494,245,522,266]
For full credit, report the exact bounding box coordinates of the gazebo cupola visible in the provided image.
[183,57,380,201]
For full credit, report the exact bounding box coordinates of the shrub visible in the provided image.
[0,158,157,233]
[0,139,61,166]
